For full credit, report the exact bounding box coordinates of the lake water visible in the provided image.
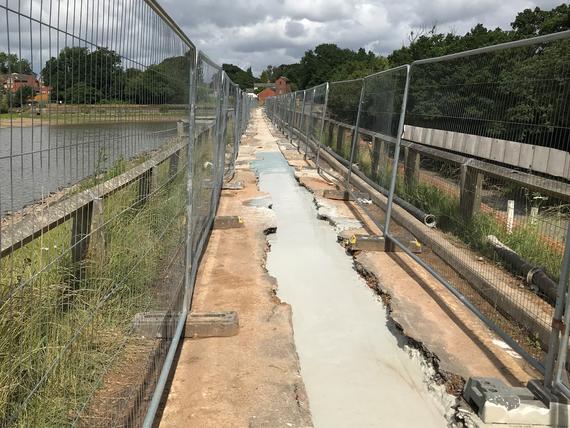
[0,122,178,216]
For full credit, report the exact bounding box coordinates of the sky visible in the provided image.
[159,0,563,75]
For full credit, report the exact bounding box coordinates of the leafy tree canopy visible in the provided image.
[222,63,255,90]
[261,4,569,89]
[0,52,32,74]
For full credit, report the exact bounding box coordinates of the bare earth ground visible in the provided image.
[158,115,312,428]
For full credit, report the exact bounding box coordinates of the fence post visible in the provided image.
[459,163,483,222]
[137,166,157,207]
[346,79,366,186]
[184,49,198,306]
[384,65,411,250]
[298,91,306,153]
[304,89,315,158]
[370,136,380,181]
[327,119,334,147]
[315,83,330,171]
[88,197,105,265]
[169,151,180,179]
[404,147,420,188]
[336,124,344,154]
[71,203,92,268]
[544,222,570,393]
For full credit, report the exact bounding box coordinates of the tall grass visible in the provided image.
[0,151,188,425]
[398,179,563,281]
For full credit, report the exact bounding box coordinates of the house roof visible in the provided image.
[254,82,275,89]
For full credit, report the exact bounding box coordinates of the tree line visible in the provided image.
[266,4,569,150]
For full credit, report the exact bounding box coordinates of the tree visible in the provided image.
[222,63,255,90]
[0,52,32,74]
[0,94,8,113]
[41,47,124,103]
[512,4,569,36]
[11,86,34,107]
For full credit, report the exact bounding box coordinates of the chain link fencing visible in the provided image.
[0,0,255,425]
[266,30,570,400]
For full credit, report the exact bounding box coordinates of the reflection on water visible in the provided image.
[0,121,178,216]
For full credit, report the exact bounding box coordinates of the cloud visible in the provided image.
[157,0,562,74]
[0,0,563,76]
[285,20,306,38]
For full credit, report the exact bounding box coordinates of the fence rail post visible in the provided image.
[336,124,344,154]
[383,65,411,249]
[315,83,330,171]
[88,197,105,265]
[346,79,366,186]
[459,163,483,222]
[298,91,306,153]
[71,203,93,268]
[404,147,420,188]
[304,89,314,158]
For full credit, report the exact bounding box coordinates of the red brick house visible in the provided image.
[274,76,291,95]
[258,87,276,105]
[3,73,39,93]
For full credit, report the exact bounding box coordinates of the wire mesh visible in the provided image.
[323,80,363,171]
[265,31,570,389]
[0,0,254,425]
[390,35,570,371]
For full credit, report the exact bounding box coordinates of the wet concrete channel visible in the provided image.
[253,150,449,427]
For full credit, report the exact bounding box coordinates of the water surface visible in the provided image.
[0,121,177,215]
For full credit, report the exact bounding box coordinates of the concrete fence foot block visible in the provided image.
[464,377,570,426]
[213,215,244,230]
[223,181,245,190]
[347,234,422,253]
[322,189,368,201]
[185,311,239,338]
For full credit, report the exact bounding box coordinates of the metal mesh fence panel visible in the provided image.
[309,83,327,142]
[353,67,409,190]
[384,35,570,373]
[323,79,363,168]
[264,31,570,392]
[191,53,222,254]
[0,0,195,425]
[0,0,253,425]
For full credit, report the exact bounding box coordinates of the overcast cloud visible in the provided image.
[159,0,562,75]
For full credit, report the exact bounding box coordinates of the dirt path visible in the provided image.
[158,111,312,427]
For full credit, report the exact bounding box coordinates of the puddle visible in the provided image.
[252,151,448,428]
[244,195,273,209]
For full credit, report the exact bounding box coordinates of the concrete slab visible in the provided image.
[213,215,244,229]
[159,110,312,428]
[222,181,244,190]
[184,311,239,338]
[276,128,538,395]
[346,234,422,253]
[464,377,570,427]
[322,189,369,201]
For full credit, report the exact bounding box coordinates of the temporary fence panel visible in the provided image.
[264,30,570,398]
[0,0,253,425]
[323,79,364,171]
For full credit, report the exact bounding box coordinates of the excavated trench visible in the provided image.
[252,150,453,427]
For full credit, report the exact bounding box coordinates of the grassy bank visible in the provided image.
[0,145,188,425]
